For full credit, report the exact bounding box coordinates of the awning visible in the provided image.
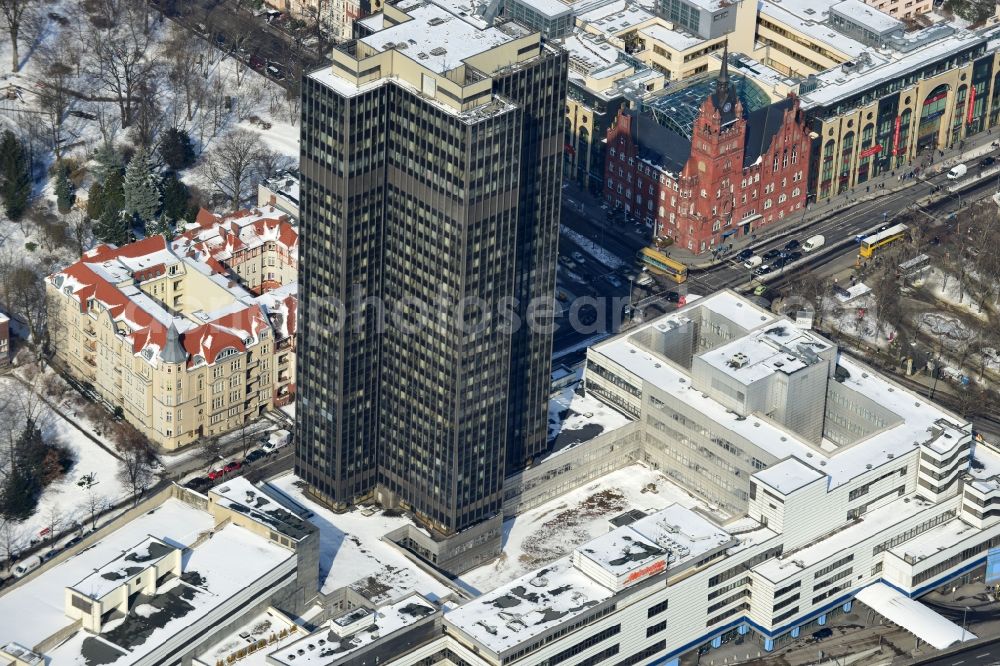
[855,583,977,650]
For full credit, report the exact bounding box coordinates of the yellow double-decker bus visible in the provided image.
[639,247,688,284]
[859,223,908,259]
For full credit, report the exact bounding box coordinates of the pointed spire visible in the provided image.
[717,42,730,99]
[161,322,188,364]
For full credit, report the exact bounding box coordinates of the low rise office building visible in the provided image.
[359,291,1000,665]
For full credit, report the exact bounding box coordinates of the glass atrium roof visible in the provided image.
[643,74,771,139]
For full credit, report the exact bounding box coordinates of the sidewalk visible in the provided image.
[602,129,1000,271]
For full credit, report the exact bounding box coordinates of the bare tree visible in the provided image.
[43,503,61,545]
[67,209,93,256]
[114,424,155,506]
[86,3,157,129]
[85,486,107,531]
[201,437,224,474]
[0,0,37,73]
[202,129,266,209]
[0,260,46,346]
[164,24,209,122]
[0,518,26,565]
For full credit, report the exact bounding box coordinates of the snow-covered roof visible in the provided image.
[590,290,970,490]
[266,473,453,604]
[361,3,513,75]
[269,594,439,666]
[830,0,902,33]
[753,494,940,581]
[753,458,824,495]
[800,29,983,108]
[448,503,739,655]
[578,0,653,35]
[855,582,976,649]
[759,1,867,58]
[210,477,312,541]
[563,33,620,72]
[46,522,292,665]
[638,23,706,52]
[518,0,572,18]
[0,499,213,649]
[70,536,178,601]
[888,517,979,564]
[574,505,735,589]
[700,326,825,385]
[969,441,1000,493]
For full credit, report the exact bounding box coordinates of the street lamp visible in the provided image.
[961,605,971,641]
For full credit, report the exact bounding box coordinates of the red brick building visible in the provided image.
[604,62,812,255]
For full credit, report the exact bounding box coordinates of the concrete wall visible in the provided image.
[502,420,643,517]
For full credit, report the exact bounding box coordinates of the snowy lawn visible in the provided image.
[0,375,129,547]
[457,463,723,594]
[267,473,452,605]
[561,226,626,270]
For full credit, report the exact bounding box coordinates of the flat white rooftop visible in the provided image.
[638,23,705,52]
[0,499,214,650]
[831,0,902,33]
[759,1,868,58]
[754,494,942,582]
[889,518,981,564]
[799,29,983,108]
[856,582,976,650]
[362,2,512,74]
[269,594,437,666]
[266,473,452,604]
[754,458,824,495]
[591,292,968,490]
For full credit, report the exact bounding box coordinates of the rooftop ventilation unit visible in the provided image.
[728,352,749,369]
[430,46,448,56]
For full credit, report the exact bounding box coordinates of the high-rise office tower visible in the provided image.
[296,0,566,571]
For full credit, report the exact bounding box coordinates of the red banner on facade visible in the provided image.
[968,86,976,125]
[859,144,882,159]
[892,116,902,156]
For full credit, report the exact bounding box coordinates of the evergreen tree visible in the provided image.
[86,180,105,220]
[0,132,31,221]
[161,172,191,222]
[101,169,126,219]
[55,167,75,214]
[123,147,161,232]
[160,127,196,171]
[0,466,41,520]
[94,205,130,246]
[92,141,123,183]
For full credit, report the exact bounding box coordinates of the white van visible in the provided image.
[263,429,292,454]
[12,557,40,578]
[802,235,825,252]
[947,164,967,180]
[743,255,762,269]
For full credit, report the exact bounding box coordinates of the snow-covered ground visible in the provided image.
[457,463,723,594]
[561,226,626,270]
[822,294,895,349]
[0,375,128,547]
[924,267,988,318]
[266,473,453,605]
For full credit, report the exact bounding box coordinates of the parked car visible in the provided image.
[207,469,225,481]
[812,628,833,641]
[185,476,211,491]
[802,235,825,252]
[762,248,781,260]
[65,535,83,548]
[266,64,286,81]
[754,264,772,276]
[263,429,293,454]
[12,558,40,578]
[605,275,623,288]
[735,249,754,262]
[223,460,242,474]
[664,291,681,303]
[743,255,762,269]
[980,156,996,169]
[783,239,800,251]
[244,449,267,464]
[787,251,803,262]
[571,251,586,264]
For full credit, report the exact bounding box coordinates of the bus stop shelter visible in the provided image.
[856,583,976,650]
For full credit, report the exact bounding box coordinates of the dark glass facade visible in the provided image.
[296,46,567,537]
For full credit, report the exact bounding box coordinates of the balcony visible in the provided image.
[84,339,97,352]
[83,325,97,338]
